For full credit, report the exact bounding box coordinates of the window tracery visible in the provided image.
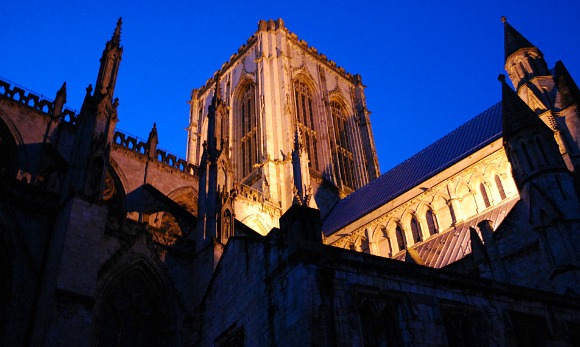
[293,79,318,171]
[95,267,170,347]
[237,83,258,179]
[330,100,354,188]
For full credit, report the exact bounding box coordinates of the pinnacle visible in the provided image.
[111,17,123,46]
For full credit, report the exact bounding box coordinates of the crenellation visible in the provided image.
[0,78,79,124]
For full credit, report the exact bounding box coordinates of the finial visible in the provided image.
[501,16,507,23]
[112,17,122,45]
[498,74,506,83]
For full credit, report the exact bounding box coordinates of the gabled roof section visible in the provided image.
[322,102,502,235]
[502,17,536,62]
[500,74,549,139]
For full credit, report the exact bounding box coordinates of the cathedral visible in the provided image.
[0,17,579,346]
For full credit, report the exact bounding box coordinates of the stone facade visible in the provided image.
[0,17,579,346]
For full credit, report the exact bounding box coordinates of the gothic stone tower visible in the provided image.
[187,19,380,234]
[503,17,580,175]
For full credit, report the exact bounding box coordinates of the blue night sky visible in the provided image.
[1,1,578,173]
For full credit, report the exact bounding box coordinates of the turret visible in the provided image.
[352,74,380,182]
[196,77,231,247]
[500,74,580,293]
[503,16,551,92]
[502,17,580,174]
[500,74,566,188]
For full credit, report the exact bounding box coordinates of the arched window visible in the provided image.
[480,183,491,208]
[381,305,402,346]
[95,266,171,347]
[495,175,506,200]
[410,217,422,243]
[425,209,438,236]
[237,83,258,179]
[359,301,379,347]
[521,143,534,170]
[330,100,354,188]
[293,80,319,171]
[395,225,406,252]
[536,137,549,165]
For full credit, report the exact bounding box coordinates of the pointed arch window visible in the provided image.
[521,142,534,170]
[293,80,319,171]
[495,175,506,200]
[95,267,171,347]
[480,183,491,208]
[237,83,258,179]
[410,217,422,243]
[535,137,549,165]
[395,225,406,252]
[425,209,438,236]
[330,100,355,188]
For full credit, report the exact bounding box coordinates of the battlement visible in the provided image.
[196,19,361,95]
[113,130,197,176]
[233,182,281,211]
[0,79,78,124]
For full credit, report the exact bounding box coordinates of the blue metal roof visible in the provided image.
[322,101,503,235]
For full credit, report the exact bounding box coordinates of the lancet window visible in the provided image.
[331,100,354,188]
[480,183,491,208]
[395,225,406,252]
[495,175,506,200]
[237,83,258,179]
[425,209,438,236]
[410,217,422,243]
[293,80,319,171]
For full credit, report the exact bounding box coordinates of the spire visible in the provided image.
[499,74,548,139]
[502,16,536,63]
[95,18,124,97]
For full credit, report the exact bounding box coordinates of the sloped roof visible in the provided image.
[392,198,518,268]
[322,101,503,235]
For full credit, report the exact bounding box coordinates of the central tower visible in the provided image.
[187,19,380,233]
